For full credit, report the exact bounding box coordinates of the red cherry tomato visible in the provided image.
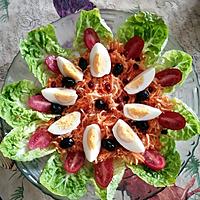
[158,111,186,130]
[84,28,100,50]
[155,68,182,87]
[28,128,52,150]
[64,152,85,173]
[124,36,144,60]
[144,149,166,171]
[28,95,51,113]
[94,159,114,188]
[45,55,60,74]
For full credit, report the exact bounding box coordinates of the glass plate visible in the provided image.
[1,9,200,200]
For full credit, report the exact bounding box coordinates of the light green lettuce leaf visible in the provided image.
[73,8,113,52]
[117,11,168,65]
[128,135,181,187]
[154,50,192,93]
[1,80,40,107]
[91,160,126,200]
[20,24,72,87]
[168,98,200,140]
[0,122,55,161]
[40,152,92,200]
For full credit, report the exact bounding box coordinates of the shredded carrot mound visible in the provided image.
[47,40,173,165]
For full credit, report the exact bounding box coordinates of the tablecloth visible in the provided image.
[0,0,200,199]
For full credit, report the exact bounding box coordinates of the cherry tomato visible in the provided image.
[158,111,186,130]
[124,36,144,60]
[45,55,60,74]
[155,68,182,87]
[144,149,166,171]
[94,159,114,188]
[28,95,51,113]
[28,128,52,150]
[64,152,85,173]
[84,28,100,50]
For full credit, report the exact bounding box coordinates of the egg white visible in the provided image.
[83,124,101,162]
[112,119,145,153]
[89,43,111,77]
[124,68,155,95]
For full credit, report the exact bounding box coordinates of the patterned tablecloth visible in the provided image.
[0,0,200,200]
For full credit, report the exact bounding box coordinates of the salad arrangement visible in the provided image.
[0,8,200,200]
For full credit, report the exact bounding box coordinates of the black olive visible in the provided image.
[112,63,123,76]
[102,139,117,151]
[51,103,64,114]
[135,90,150,102]
[161,129,168,134]
[133,63,139,70]
[59,137,75,149]
[95,99,108,110]
[62,77,76,88]
[78,57,88,71]
[134,121,149,132]
[88,81,94,89]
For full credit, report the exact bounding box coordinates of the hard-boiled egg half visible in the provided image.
[112,119,145,153]
[89,43,111,77]
[124,68,155,94]
[48,111,81,135]
[83,124,101,162]
[57,56,83,82]
[124,103,162,121]
[41,88,78,106]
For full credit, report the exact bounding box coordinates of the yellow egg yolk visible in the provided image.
[117,123,134,143]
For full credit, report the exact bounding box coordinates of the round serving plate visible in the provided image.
[1,9,200,200]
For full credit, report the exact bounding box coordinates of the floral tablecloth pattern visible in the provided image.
[0,0,200,200]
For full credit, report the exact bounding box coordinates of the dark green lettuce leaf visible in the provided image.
[0,122,55,161]
[73,8,113,52]
[128,135,181,187]
[168,98,200,140]
[20,24,72,87]
[154,50,192,93]
[40,152,92,199]
[117,11,168,65]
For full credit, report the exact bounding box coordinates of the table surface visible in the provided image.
[0,0,200,200]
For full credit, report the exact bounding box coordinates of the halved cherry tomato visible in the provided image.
[155,68,182,87]
[144,149,166,171]
[64,152,85,173]
[45,55,60,74]
[28,94,51,113]
[158,111,186,130]
[94,158,114,188]
[84,28,100,50]
[28,128,53,150]
[124,36,144,60]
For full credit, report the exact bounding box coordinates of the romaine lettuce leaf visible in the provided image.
[0,122,55,161]
[73,8,113,52]
[20,24,72,87]
[154,50,192,93]
[117,11,168,65]
[1,80,40,108]
[168,98,200,140]
[40,152,92,199]
[91,160,126,200]
[128,135,181,187]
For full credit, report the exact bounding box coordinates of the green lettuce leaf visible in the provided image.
[128,135,181,187]
[73,8,113,52]
[1,80,40,107]
[91,160,126,200]
[168,98,200,140]
[0,122,55,161]
[117,11,168,65]
[0,80,53,128]
[40,153,92,200]
[20,24,72,87]
[154,50,192,93]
